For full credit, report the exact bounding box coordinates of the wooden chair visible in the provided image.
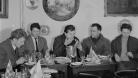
[114,70,136,78]
[77,73,101,78]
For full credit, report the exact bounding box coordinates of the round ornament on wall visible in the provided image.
[40,25,50,36]
[25,0,39,10]
[43,0,80,21]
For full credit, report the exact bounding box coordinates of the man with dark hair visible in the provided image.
[111,23,138,70]
[81,24,112,78]
[64,25,75,33]
[120,23,132,31]
[53,25,82,60]
[24,23,48,57]
[0,29,27,70]
[82,23,111,57]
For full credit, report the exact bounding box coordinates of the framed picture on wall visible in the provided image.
[0,0,8,18]
[105,0,138,16]
[43,0,80,21]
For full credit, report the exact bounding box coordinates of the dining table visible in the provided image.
[41,64,68,78]
[69,62,117,78]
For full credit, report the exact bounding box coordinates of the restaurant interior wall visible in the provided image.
[1,0,138,49]
[0,0,21,42]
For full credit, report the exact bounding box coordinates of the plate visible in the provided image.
[42,68,58,74]
[71,62,82,66]
[98,55,107,58]
[55,57,71,64]
[85,58,92,62]
[25,62,35,65]
[84,62,100,65]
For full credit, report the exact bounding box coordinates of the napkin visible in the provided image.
[5,60,14,78]
[87,47,100,64]
[30,60,43,78]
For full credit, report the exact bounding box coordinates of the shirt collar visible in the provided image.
[31,36,38,39]
[12,43,16,50]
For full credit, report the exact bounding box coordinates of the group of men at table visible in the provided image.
[0,22,138,76]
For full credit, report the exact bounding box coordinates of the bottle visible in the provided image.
[14,69,18,78]
[1,74,5,78]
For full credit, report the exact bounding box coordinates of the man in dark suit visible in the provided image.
[82,23,111,57]
[24,23,48,57]
[111,23,138,70]
[0,29,27,70]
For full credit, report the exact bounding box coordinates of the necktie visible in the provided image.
[14,48,17,55]
[35,38,39,52]
[14,48,18,57]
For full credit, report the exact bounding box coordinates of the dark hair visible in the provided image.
[30,23,41,31]
[10,29,27,40]
[91,23,102,31]
[120,23,132,31]
[64,25,75,33]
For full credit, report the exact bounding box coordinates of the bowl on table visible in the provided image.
[71,62,82,66]
[54,57,71,64]
[25,62,35,66]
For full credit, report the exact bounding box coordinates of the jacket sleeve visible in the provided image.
[111,40,117,55]
[131,41,138,59]
[0,47,8,69]
[53,38,66,57]
[42,38,48,57]
[103,39,112,56]
[81,39,89,57]
[111,40,118,62]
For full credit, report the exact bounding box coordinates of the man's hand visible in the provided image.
[115,53,121,62]
[64,38,74,46]
[127,52,133,58]
[16,57,26,65]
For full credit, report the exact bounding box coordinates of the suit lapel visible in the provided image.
[6,39,17,62]
[37,36,41,51]
[29,36,35,51]
[8,40,15,56]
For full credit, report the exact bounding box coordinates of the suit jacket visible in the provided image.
[111,35,138,61]
[0,39,19,69]
[24,35,48,57]
[82,34,111,57]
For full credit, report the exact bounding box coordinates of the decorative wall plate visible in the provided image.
[25,0,39,10]
[40,25,50,36]
[118,19,132,29]
[43,0,80,21]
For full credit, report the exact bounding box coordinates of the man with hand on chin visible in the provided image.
[53,25,83,61]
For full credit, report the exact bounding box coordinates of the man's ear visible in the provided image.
[12,38,18,42]
[98,30,101,33]
[64,32,67,36]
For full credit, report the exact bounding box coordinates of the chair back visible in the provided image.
[114,70,136,78]
[78,73,101,78]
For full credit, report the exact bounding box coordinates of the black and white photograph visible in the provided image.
[0,0,8,18]
[0,0,138,78]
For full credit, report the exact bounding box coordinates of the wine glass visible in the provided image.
[70,48,77,62]
[81,55,85,64]
[25,54,31,63]
[36,52,42,60]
